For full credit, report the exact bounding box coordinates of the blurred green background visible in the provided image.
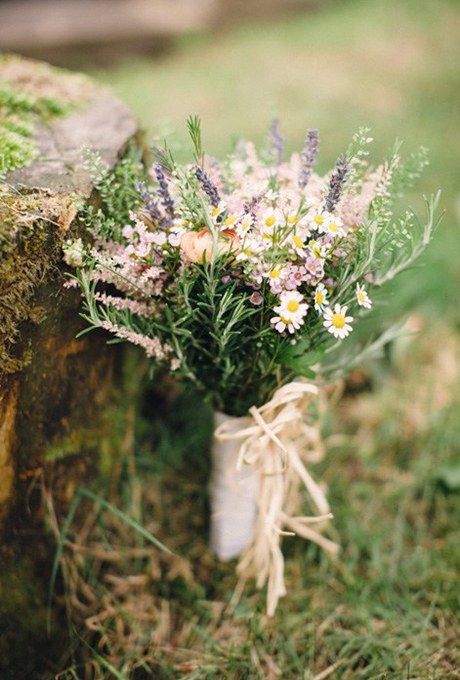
[89,0,459,323]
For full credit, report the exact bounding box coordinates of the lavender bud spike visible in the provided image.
[154,163,175,219]
[299,128,320,189]
[324,154,349,212]
[195,166,220,207]
[135,180,162,222]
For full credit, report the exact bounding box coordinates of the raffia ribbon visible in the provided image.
[215,381,339,616]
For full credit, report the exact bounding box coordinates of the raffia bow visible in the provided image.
[215,381,339,616]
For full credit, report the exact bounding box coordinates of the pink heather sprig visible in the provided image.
[94,292,157,317]
[299,129,320,189]
[100,319,172,362]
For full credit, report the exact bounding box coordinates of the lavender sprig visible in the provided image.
[135,180,163,223]
[154,163,175,219]
[299,129,320,189]
[269,119,284,165]
[324,154,349,212]
[195,165,220,207]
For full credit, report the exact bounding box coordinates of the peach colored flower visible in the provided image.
[180,228,214,263]
[180,228,240,264]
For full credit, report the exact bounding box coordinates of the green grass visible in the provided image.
[46,1,459,677]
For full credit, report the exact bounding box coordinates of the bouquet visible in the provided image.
[64,118,439,615]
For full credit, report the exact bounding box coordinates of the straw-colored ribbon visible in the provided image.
[215,381,339,616]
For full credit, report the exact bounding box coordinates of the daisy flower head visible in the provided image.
[236,213,253,238]
[356,283,372,309]
[263,265,287,292]
[314,283,328,311]
[323,304,353,339]
[211,201,227,223]
[290,231,307,256]
[308,239,330,261]
[260,207,281,237]
[310,209,327,231]
[318,214,345,237]
[271,291,309,334]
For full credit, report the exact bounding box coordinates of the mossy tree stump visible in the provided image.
[0,56,141,676]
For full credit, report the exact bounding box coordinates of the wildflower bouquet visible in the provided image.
[65,119,438,615]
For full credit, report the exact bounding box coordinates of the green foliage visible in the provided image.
[80,144,146,239]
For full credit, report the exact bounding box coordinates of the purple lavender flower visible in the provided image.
[299,129,320,188]
[269,119,284,165]
[135,180,162,222]
[153,164,175,219]
[324,155,349,212]
[195,165,220,207]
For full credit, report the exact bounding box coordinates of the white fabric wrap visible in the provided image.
[210,411,259,560]
[211,381,339,616]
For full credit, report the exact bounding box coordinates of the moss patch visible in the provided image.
[0,54,92,174]
[0,186,77,373]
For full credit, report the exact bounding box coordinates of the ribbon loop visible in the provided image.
[216,380,338,616]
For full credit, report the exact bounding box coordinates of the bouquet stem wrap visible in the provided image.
[212,381,339,616]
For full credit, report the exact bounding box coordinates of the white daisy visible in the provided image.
[260,207,281,236]
[314,283,328,311]
[318,214,345,237]
[310,210,327,231]
[271,291,309,334]
[236,214,253,238]
[308,239,330,261]
[356,283,372,309]
[323,304,353,339]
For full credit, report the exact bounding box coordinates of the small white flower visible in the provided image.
[356,283,372,309]
[271,291,309,334]
[308,239,330,260]
[211,201,227,222]
[260,207,281,235]
[310,210,327,231]
[318,214,345,237]
[236,214,253,238]
[314,283,328,311]
[290,232,307,255]
[323,304,353,339]
[168,227,184,247]
[63,238,85,267]
[152,231,167,246]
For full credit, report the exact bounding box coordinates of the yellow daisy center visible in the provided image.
[331,313,345,329]
[293,235,304,248]
[357,291,366,303]
[287,214,297,225]
[287,300,300,313]
[212,207,221,218]
[314,214,324,225]
[316,291,324,304]
[269,268,281,279]
[265,215,276,227]
[224,215,236,225]
[329,222,338,232]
